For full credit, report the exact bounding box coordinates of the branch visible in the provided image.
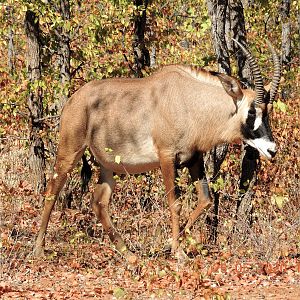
[0,135,29,141]
[123,53,138,76]
[70,61,84,78]
[33,115,60,123]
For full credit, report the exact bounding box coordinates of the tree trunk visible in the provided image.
[206,0,231,74]
[231,2,259,232]
[205,144,228,243]
[5,6,15,75]
[133,0,150,77]
[229,0,251,85]
[228,0,259,229]
[206,0,231,241]
[241,0,253,8]
[281,0,291,69]
[8,27,15,75]
[25,10,46,195]
[236,145,259,232]
[206,0,259,241]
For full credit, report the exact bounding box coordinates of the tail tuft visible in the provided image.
[81,154,92,193]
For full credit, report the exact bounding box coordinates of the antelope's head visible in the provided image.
[234,39,281,160]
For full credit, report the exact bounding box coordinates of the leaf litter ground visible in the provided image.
[1,198,300,300]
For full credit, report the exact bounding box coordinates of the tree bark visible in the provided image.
[241,0,253,8]
[206,0,232,241]
[236,145,259,231]
[207,0,231,74]
[205,144,229,242]
[5,6,15,75]
[281,0,291,69]
[229,0,251,85]
[8,27,15,75]
[206,0,259,240]
[25,10,46,194]
[228,0,259,228]
[133,0,150,77]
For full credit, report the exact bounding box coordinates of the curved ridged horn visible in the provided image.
[232,38,265,104]
[266,39,281,103]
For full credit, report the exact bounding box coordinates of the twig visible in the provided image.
[70,62,84,78]
[33,115,60,123]
[123,53,136,75]
[0,135,29,141]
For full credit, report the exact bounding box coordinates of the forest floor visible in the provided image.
[1,199,300,300]
[1,257,300,300]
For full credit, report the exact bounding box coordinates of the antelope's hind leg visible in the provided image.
[34,144,86,257]
[159,151,182,255]
[91,166,137,263]
[185,153,212,231]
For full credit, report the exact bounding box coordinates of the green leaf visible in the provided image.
[113,287,126,298]
[216,177,224,187]
[186,235,197,245]
[271,195,288,209]
[187,24,193,32]
[158,269,166,277]
[107,65,113,73]
[274,99,287,113]
[115,155,121,164]
[211,177,225,192]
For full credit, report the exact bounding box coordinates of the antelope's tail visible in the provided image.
[81,154,92,193]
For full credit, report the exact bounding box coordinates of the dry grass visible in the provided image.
[1,122,300,280]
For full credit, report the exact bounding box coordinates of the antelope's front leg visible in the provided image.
[159,151,181,253]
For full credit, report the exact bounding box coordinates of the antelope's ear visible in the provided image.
[216,74,243,112]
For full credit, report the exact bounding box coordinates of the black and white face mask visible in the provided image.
[242,102,276,159]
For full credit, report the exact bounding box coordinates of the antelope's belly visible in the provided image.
[89,138,160,174]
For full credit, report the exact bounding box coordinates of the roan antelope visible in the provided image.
[34,40,281,260]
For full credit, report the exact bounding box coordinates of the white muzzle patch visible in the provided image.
[245,138,277,159]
